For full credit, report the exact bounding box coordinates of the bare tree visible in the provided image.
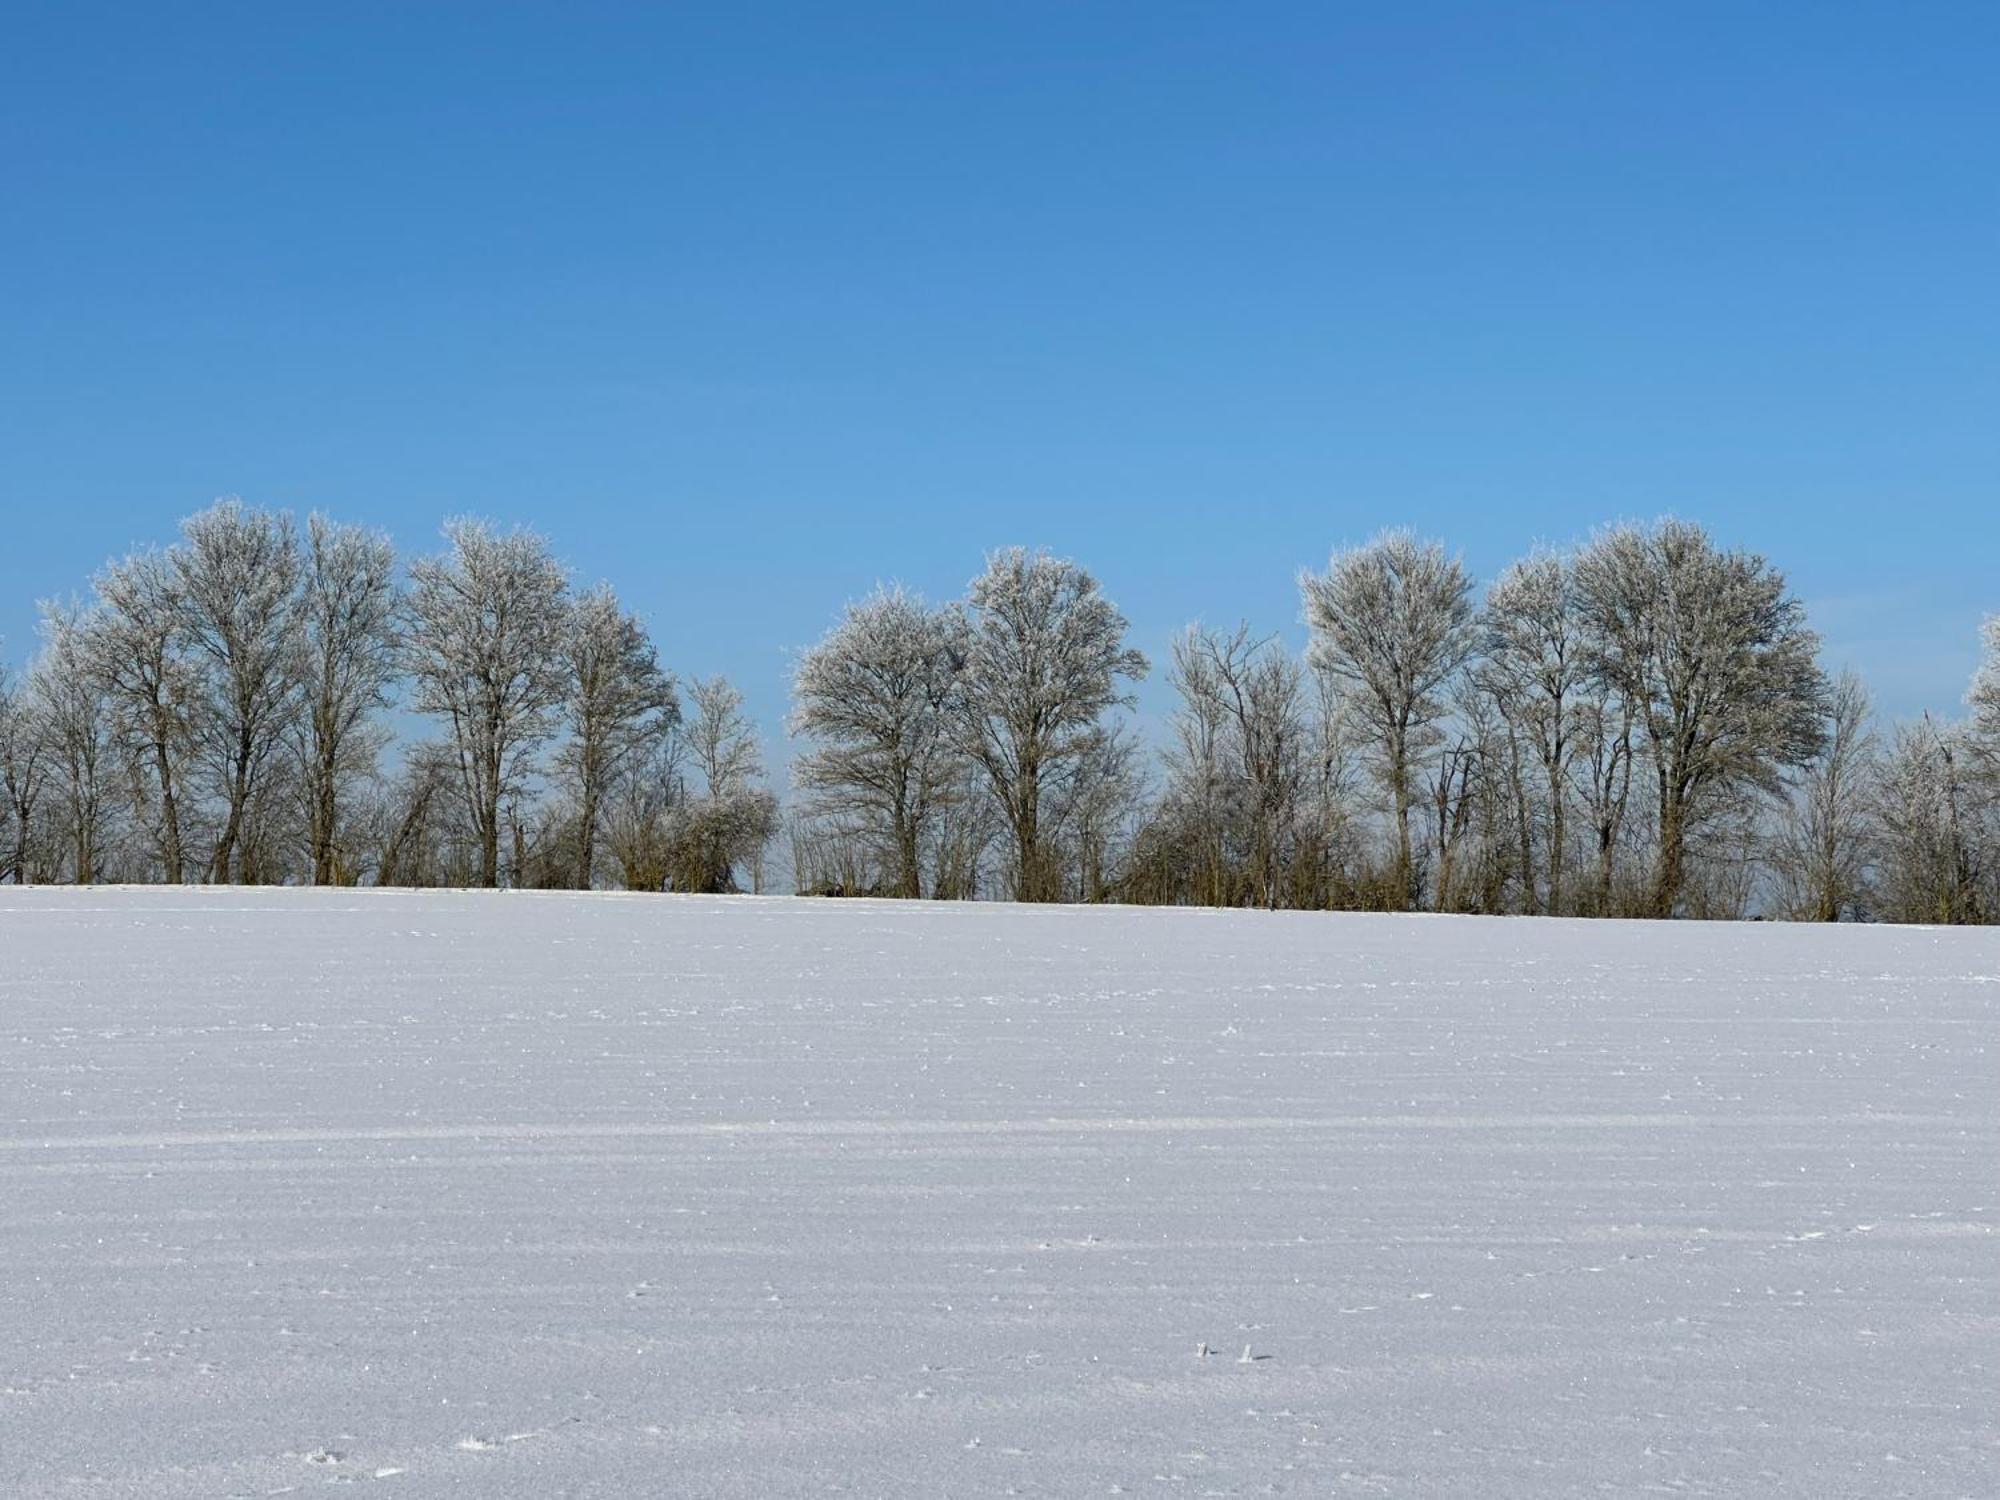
[954,548,1147,903]
[1575,520,1828,917]
[1768,670,1877,921]
[1301,531,1476,909]
[403,518,570,887]
[789,586,963,898]
[293,515,400,885]
[173,500,302,882]
[557,583,677,889]
[90,548,203,882]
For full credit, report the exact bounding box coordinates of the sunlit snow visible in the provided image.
[2,888,1994,1496]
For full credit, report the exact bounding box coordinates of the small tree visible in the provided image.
[665,676,778,893]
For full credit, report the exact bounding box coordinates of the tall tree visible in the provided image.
[954,548,1147,903]
[295,515,401,885]
[173,499,302,883]
[1300,530,1475,908]
[1575,519,1829,917]
[790,586,963,898]
[557,583,677,889]
[403,518,571,888]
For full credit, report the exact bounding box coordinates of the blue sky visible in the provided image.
[4,2,1995,747]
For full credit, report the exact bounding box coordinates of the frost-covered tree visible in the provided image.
[556,583,677,889]
[293,515,400,885]
[954,549,1147,903]
[1300,531,1475,909]
[1768,670,1877,921]
[1575,520,1829,917]
[89,548,203,882]
[403,518,570,888]
[173,500,302,883]
[790,586,963,898]
[1478,550,1588,913]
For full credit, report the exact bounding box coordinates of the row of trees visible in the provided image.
[791,522,1999,923]
[4,502,1996,921]
[0,505,778,893]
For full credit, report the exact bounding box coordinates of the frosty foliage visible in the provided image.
[789,587,963,898]
[1574,520,1828,916]
[403,518,572,888]
[1301,531,1477,906]
[954,548,1148,902]
[295,516,400,885]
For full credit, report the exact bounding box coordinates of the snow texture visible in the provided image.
[1,887,1994,1496]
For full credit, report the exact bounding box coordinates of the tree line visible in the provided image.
[2,500,1996,922]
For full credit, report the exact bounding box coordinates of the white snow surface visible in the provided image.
[1,887,1995,1497]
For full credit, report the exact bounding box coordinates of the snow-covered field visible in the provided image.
[1,889,1994,1497]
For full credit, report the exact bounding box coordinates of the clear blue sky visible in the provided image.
[4,2,1995,748]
